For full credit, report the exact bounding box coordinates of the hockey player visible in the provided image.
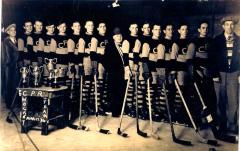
[122,22,141,118]
[156,22,175,121]
[67,20,81,121]
[42,21,56,85]
[17,20,33,67]
[170,22,195,124]
[141,23,162,121]
[138,21,152,120]
[32,20,44,66]
[50,21,69,86]
[192,21,217,126]
[95,22,110,115]
[78,20,97,115]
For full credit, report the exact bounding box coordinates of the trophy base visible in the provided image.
[52,83,60,88]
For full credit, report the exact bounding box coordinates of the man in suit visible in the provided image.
[103,27,131,117]
[210,16,240,134]
[1,23,19,108]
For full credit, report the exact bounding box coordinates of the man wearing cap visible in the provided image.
[103,27,131,117]
[18,20,33,67]
[209,16,240,133]
[1,23,19,108]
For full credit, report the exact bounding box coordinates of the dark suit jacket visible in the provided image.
[209,33,240,78]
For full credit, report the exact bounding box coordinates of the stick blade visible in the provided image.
[99,129,110,134]
[173,137,192,146]
[137,130,148,138]
[117,128,128,137]
[6,116,13,124]
[68,124,79,130]
[207,140,218,146]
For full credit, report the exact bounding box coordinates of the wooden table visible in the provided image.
[17,86,68,135]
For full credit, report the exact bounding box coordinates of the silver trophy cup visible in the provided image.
[20,67,29,87]
[44,58,57,86]
[30,65,43,87]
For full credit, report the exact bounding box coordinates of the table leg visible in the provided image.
[21,96,28,133]
[41,97,49,135]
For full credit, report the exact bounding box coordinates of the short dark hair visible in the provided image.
[197,20,209,29]
[177,21,188,29]
[162,21,174,30]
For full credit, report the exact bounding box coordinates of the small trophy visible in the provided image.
[52,68,60,88]
[20,67,29,87]
[30,66,43,87]
[44,58,57,87]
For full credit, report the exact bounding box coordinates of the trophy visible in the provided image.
[44,58,57,87]
[53,68,60,88]
[20,67,29,87]
[30,66,43,87]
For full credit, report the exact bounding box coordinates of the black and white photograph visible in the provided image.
[0,0,239,150]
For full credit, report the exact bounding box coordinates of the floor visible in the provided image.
[0,102,238,151]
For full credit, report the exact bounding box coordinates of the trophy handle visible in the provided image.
[29,65,33,74]
[53,58,57,64]
[39,66,44,73]
[44,58,49,64]
[20,67,24,73]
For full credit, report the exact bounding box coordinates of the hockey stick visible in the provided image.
[117,78,131,138]
[68,74,89,131]
[6,77,23,123]
[174,79,218,145]
[193,82,213,124]
[193,82,238,143]
[147,78,160,140]
[162,81,191,145]
[94,74,110,134]
[135,74,148,137]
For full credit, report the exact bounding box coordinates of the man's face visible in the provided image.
[198,23,208,37]
[34,21,43,32]
[97,23,107,35]
[142,23,150,35]
[152,25,161,38]
[72,22,81,33]
[46,25,55,34]
[163,25,173,38]
[113,34,123,43]
[85,21,94,33]
[129,24,138,35]
[58,23,66,33]
[222,21,235,35]
[24,22,32,33]
[178,25,188,38]
[7,27,16,37]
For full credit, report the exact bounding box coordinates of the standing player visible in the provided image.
[122,22,141,118]
[95,21,110,114]
[141,23,162,121]
[78,20,97,115]
[170,22,195,124]
[17,19,33,67]
[156,22,175,121]
[50,21,69,86]
[32,20,44,66]
[138,21,151,120]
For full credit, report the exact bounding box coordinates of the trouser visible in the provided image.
[108,72,126,116]
[214,71,239,131]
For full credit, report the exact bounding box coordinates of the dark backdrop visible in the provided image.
[2,0,240,38]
